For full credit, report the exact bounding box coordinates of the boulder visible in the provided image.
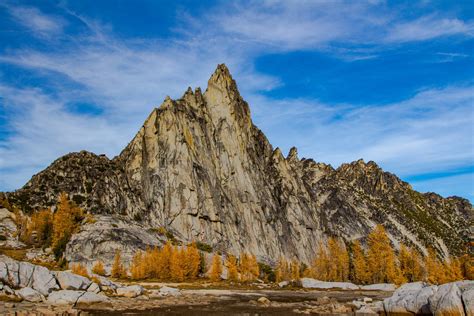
[31,265,59,296]
[18,262,35,288]
[361,283,396,291]
[384,282,437,315]
[47,290,84,305]
[56,271,92,290]
[300,278,359,290]
[462,288,474,316]
[278,281,289,288]
[356,305,377,314]
[0,256,20,287]
[455,280,474,292]
[116,285,144,298]
[92,274,120,290]
[429,283,465,316]
[76,292,108,305]
[159,286,180,296]
[257,296,271,305]
[16,287,43,302]
[87,282,100,293]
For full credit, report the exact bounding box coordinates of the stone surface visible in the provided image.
[257,296,270,305]
[56,271,91,291]
[384,282,437,315]
[278,281,289,288]
[47,290,84,305]
[361,283,396,291]
[159,286,180,296]
[76,292,108,305]
[16,287,43,302]
[116,285,144,298]
[4,64,472,264]
[300,278,359,290]
[462,288,474,316]
[0,208,25,249]
[87,282,100,293]
[31,265,59,296]
[429,283,464,316]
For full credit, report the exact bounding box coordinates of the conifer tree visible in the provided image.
[311,241,330,281]
[170,246,186,282]
[111,250,126,279]
[275,257,290,282]
[209,254,222,282]
[185,242,201,280]
[424,248,445,284]
[92,260,106,276]
[239,253,260,281]
[327,238,350,281]
[51,193,84,258]
[399,244,423,282]
[291,258,300,281]
[226,255,239,282]
[351,240,369,284]
[71,263,89,278]
[131,250,146,280]
[366,225,398,283]
[445,257,463,282]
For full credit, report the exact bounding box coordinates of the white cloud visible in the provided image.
[386,15,474,43]
[4,4,64,37]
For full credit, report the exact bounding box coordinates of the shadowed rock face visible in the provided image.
[5,64,472,264]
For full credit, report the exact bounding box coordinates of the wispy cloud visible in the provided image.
[3,4,65,38]
[386,15,474,43]
[0,1,473,202]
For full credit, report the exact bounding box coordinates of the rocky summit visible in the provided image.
[4,64,472,266]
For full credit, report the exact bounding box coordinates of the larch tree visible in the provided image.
[92,260,106,276]
[71,263,89,278]
[311,241,330,281]
[366,225,398,283]
[51,193,84,259]
[130,250,146,280]
[209,254,222,282]
[291,258,301,281]
[351,240,369,284]
[327,237,350,281]
[111,250,126,279]
[240,253,259,282]
[185,242,201,280]
[226,255,239,282]
[275,257,290,282]
[170,246,186,282]
[424,248,445,284]
[399,244,423,283]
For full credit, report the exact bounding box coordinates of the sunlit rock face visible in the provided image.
[6,64,472,264]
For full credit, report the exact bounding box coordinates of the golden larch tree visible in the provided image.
[130,250,146,280]
[327,238,350,281]
[51,193,84,258]
[275,257,290,282]
[184,242,201,280]
[311,241,330,281]
[424,248,445,284]
[226,255,239,282]
[366,225,398,283]
[92,260,106,276]
[351,240,369,284]
[239,253,259,282]
[399,244,423,282]
[111,250,126,279]
[291,258,301,281]
[209,254,222,282]
[71,263,89,278]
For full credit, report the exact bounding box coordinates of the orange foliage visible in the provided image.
[92,260,106,276]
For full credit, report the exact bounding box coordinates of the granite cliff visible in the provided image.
[4,64,472,266]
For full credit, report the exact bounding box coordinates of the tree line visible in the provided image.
[2,193,471,285]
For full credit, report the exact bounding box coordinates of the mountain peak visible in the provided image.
[206,63,240,100]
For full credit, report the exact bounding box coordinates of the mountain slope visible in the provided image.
[5,64,472,265]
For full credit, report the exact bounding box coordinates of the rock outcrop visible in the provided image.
[383,281,473,316]
[3,64,472,264]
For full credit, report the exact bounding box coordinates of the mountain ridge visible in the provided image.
[4,64,472,266]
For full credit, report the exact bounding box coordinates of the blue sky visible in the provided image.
[0,0,473,202]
